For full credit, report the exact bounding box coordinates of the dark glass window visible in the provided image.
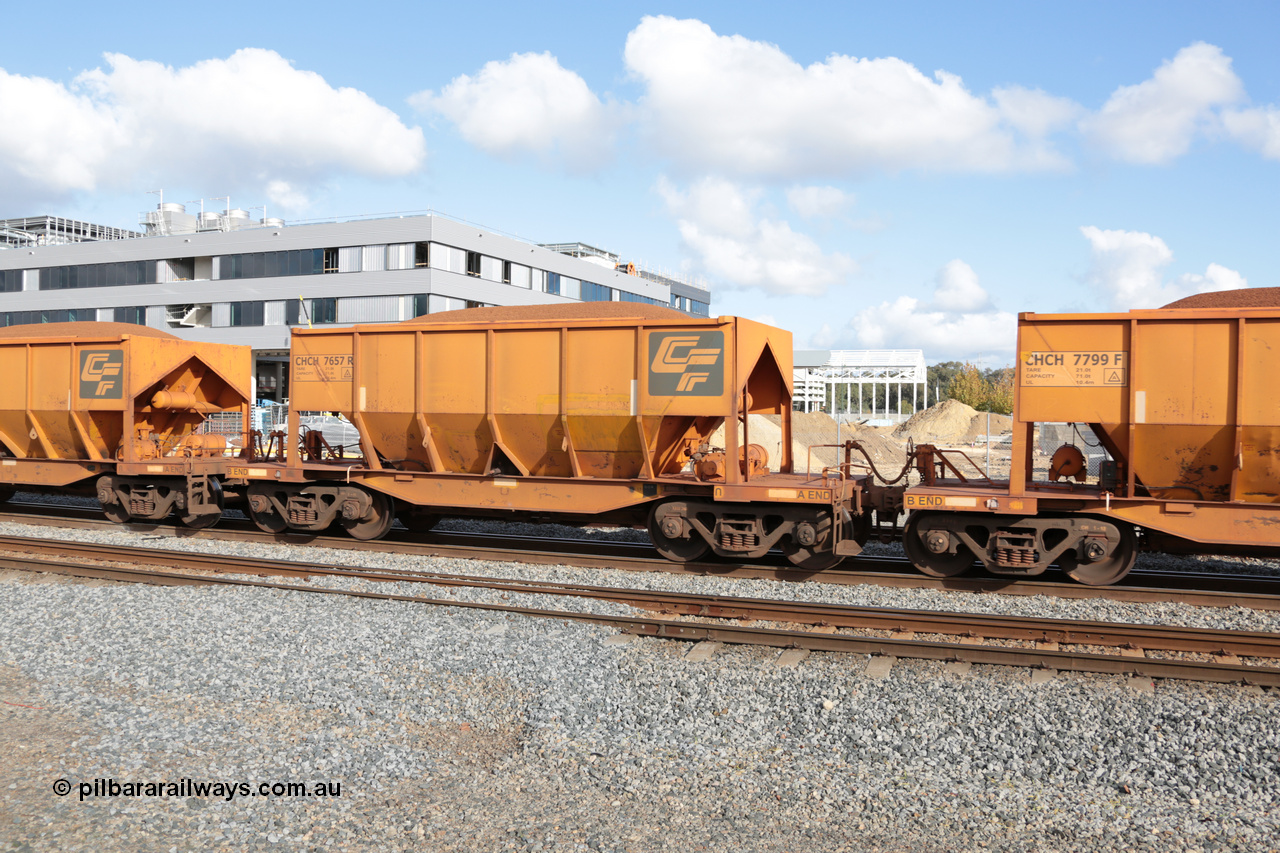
[0,270,22,292]
[465,300,484,309]
[323,248,339,273]
[502,261,511,284]
[285,299,301,325]
[37,261,156,290]
[114,306,146,325]
[582,282,613,302]
[312,297,337,324]
[229,301,264,327]
[415,242,430,268]
[413,294,430,317]
[546,272,561,296]
[618,290,662,305]
[465,252,481,277]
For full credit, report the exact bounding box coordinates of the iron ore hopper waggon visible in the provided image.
[901,288,1280,585]
[0,322,251,527]
[232,303,879,569]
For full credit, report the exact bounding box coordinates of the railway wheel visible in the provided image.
[397,506,440,533]
[247,486,289,534]
[903,513,974,578]
[782,542,843,572]
[1058,522,1137,586]
[180,479,224,530]
[649,503,711,563]
[101,501,131,524]
[96,476,130,524]
[343,490,395,541]
[783,512,843,571]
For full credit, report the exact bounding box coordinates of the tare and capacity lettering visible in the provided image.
[293,354,354,382]
[1020,351,1128,387]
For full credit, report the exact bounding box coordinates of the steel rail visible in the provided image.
[3,501,1280,610]
[4,536,1280,663]
[3,549,1278,687]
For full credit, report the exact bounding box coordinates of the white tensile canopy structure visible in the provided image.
[794,349,927,424]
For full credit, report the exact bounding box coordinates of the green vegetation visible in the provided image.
[929,361,1014,415]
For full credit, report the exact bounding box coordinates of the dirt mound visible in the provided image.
[0,321,177,340]
[893,399,1012,444]
[894,399,979,441]
[403,301,691,324]
[711,412,907,479]
[1162,287,1280,310]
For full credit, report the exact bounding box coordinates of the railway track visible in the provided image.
[3,535,1279,687]
[4,498,1280,610]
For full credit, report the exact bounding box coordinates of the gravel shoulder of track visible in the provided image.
[1,509,1278,851]
[3,513,1279,634]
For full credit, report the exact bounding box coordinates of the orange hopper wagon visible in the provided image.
[0,322,251,527]
[241,304,873,568]
[902,288,1280,584]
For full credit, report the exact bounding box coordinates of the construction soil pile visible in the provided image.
[404,302,691,324]
[0,321,178,339]
[711,412,907,478]
[1162,287,1280,310]
[893,399,1013,445]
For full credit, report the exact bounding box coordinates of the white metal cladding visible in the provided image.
[145,306,166,328]
[96,308,113,321]
[429,243,465,274]
[479,255,502,282]
[508,262,531,289]
[338,247,362,273]
[337,295,401,323]
[211,257,221,278]
[22,270,36,291]
[530,269,546,291]
[561,277,580,299]
[429,294,466,313]
[212,303,231,327]
[387,243,413,270]
[265,301,285,325]
[362,244,387,272]
[401,295,419,318]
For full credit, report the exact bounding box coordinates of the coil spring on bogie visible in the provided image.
[289,509,319,524]
[129,499,156,515]
[720,532,758,550]
[995,547,1038,566]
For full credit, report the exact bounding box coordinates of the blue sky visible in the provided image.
[3,1,1277,363]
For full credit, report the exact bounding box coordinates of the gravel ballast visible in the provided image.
[0,515,1278,851]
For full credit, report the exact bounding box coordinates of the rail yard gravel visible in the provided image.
[0,514,1277,851]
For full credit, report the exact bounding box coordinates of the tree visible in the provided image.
[943,362,1015,414]
[984,367,1014,415]
[946,363,989,409]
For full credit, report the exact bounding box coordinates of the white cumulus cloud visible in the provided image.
[810,261,1015,360]
[411,51,619,171]
[1082,42,1244,164]
[1222,105,1280,160]
[0,49,425,204]
[266,180,311,213]
[785,185,851,219]
[624,16,1074,177]
[1080,225,1247,309]
[659,177,856,297]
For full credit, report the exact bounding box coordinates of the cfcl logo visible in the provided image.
[79,350,124,399]
[648,332,724,396]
